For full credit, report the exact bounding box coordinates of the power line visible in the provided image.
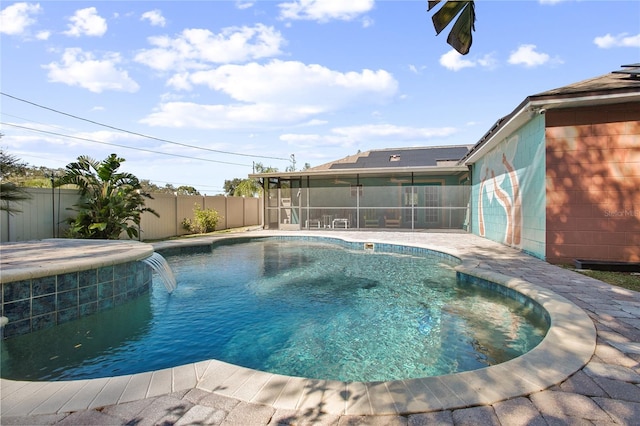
[1,92,290,162]
[3,112,250,173]
[1,122,252,167]
[149,179,223,190]
[15,153,226,191]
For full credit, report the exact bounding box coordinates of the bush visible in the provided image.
[183,204,221,234]
[55,154,158,239]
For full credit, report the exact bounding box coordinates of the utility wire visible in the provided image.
[150,179,224,190]
[3,112,245,177]
[1,122,252,167]
[16,153,226,191]
[1,92,290,162]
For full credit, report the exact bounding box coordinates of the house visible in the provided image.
[463,64,639,264]
[250,65,640,264]
[249,145,473,231]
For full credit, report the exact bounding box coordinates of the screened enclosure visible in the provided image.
[262,174,471,231]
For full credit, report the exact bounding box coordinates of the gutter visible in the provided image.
[249,165,469,180]
[460,91,640,166]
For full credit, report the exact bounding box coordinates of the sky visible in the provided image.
[1,1,639,195]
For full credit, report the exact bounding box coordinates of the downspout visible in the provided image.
[467,164,473,233]
[260,178,265,229]
[356,174,360,228]
[306,176,310,229]
[174,193,179,236]
[50,174,55,237]
[411,172,415,231]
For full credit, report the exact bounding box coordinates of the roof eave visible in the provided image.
[461,90,640,165]
[249,165,469,179]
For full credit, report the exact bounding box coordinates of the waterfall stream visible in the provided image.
[142,252,177,293]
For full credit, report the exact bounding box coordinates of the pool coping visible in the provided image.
[0,239,154,283]
[0,231,596,416]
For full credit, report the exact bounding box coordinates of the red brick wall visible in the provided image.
[545,102,640,264]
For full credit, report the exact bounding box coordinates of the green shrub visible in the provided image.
[183,204,221,234]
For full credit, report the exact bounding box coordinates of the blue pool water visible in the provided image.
[1,238,548,382]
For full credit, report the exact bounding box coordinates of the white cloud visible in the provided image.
[141,9,166,27]
[594,33,640,48]
[140,102,311,129]
[35,30,50,40]
[304,119,328,126]
[538,0,568,4]
[1,122,143,156]
[0,2,41,36]
[508,44,550,67]
[440,49,498,71]
[278,0,374,23]
[280,123,457,149]
[74,129,144,144]
[280,132,359,149]
[135,24,284,71]
[408,64,430,75]
[331,124,457,140]
[186,60,397,106]
[43,48,139,93]
[142,60,397,129]
[477,53,498,69]
[280,133,324,145]
[235,1,255,10]
[361,16,374,28]
[439,50,476,71]
[166,72,193,91]
[63,7,107,37]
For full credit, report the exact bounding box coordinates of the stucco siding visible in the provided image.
[545,102,640,264]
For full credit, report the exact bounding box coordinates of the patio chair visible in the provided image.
[384,212,402,228]
[305,218,322,228]
[364,209,379,227]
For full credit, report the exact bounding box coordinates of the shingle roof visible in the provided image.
[309,145,472,171]
[530,68,640,100]
[460,66,640,165]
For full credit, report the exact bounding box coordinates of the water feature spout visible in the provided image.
[142,252,177,293]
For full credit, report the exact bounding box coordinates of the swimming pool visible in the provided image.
[0,237,548,382]
[0,232,598,416]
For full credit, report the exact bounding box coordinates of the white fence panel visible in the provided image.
[245,197,261,227]
[176,195,205,236]
[139,193,179,241]
[0,188,79,242]
[1,187,262,243]
[226,197,245,229]
[204,196,228,230]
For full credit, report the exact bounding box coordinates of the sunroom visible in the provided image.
[250,146,472,231]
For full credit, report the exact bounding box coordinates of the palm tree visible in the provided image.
[0,182,31,214]
[55,153,158,239]
[0,149,31,214]
[428,1,476,55]
[233,179,262,197]
[232,162,279,197]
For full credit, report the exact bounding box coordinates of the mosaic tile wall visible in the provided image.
[470,116,547,259]
[1,261,152,339]
[456,272,550,327]
[208,235,462,266]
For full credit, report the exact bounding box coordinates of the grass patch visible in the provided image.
[574,269,640,292]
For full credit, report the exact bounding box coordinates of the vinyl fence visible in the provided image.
[0,187,262,243]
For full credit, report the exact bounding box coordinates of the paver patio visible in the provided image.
[1,230,639,425]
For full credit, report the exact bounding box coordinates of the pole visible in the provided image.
[50,173,55,238]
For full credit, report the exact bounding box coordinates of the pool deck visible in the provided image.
[2,230,640,425]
